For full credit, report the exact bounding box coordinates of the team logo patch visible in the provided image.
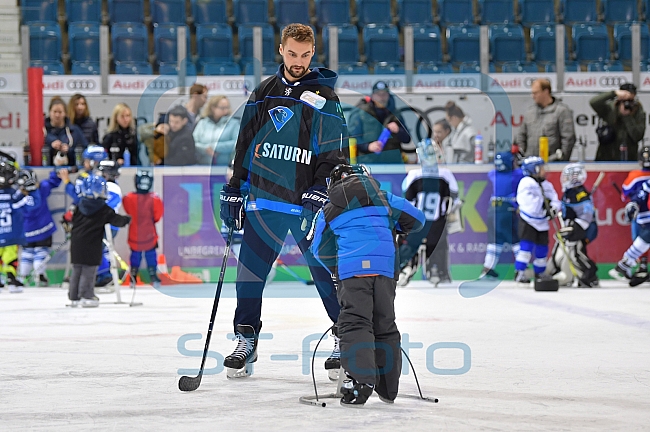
[268,106,294,132]
[300,90,326,109]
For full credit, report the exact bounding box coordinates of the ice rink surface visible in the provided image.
[1,280,649,431]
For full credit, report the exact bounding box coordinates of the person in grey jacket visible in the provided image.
[591,83,646,161]
[445,101,477,163]
[516,79,576,161]
[192,95,240,165]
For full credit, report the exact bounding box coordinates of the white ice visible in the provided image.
[1,280,649,431]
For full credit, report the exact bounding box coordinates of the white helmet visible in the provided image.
[561,163,587,191]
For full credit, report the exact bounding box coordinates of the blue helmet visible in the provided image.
[521,156,545,177]
[135,168,153,193]
[81,174,108,199]
[494,152,514,172]
[82,145,108,166]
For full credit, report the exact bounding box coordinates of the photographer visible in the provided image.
[591,83,646,161]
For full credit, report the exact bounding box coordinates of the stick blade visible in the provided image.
[178,375,202,392]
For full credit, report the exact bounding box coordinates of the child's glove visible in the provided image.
[300,187,328,232]
[625,202,639,223]
[220,185,245,230]
[545,199,559,219]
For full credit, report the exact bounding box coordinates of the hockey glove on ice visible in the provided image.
[220,185,245,230]
[300,187,328,232]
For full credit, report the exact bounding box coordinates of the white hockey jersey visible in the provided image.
[517,176,561,232]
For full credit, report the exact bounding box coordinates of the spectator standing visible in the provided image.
[444,101,477,163]
[101,103,139,166]
[516,79,576,161]
[192,96,240,165]
[591,83,646,162]
[348,81,413,164]
[161,105,196,166]
[44,97,88,167]
[68,94,99,145]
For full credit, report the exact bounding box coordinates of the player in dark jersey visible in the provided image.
[398,139,460,287]
[219,24,348,378]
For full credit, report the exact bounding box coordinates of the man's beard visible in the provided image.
[287,65,307,79]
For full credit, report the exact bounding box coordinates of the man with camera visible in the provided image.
[591,83,646,161]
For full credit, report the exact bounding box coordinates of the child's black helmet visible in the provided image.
[0,160,18,186]
[327,164,370,190]
[17,169,38,191]
[97,160,120,182]
[135,168,153,193]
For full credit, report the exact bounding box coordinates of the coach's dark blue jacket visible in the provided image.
[311,175,425,280]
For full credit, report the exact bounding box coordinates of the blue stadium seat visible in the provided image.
[615,23,649,62]
[238,24,275,63]
[151,0,187,25]
[478,0,515,24]
[603,0,638,24]
[560,0,599,25]
[322,25,359,63]
[191,0,227,25]
[69,23,100,63]
[363,24,400,64]
[196,24,233,64]
[459,61,496,72]
[416,62,455,73]
[586,60,624,71]
[66,0,102,24]
[544,61,580,71]
[438,0,474,25]
[22,0,58,24]
[154,25,191,65]
[446,25,480,63]
[489,24,525,63]
[108,0,145,24]
[356,0,393,26]
[501,61,539,72]
[519,0,555,26]
[243,61,279,74]
[203,61,242,75]
[274,0,310,28]
[573,23,610,62]
[397,0,433,26]
[531,24,556,63]
[29,23,61,62]
[30,60,65,74]
[315,0,350,26]
[159,61,197,75]
[111,23,149,63]
[374,62,405,73]
[233,0,268,25]
[412,24,441,64]
[338,62,370,74]
[71,61,101,74]
[115,62,153,74]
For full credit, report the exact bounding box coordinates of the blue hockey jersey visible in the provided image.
[0,187,38,246]
[24,171,62,243]
[631,180,650,225]
[488,168,524,205]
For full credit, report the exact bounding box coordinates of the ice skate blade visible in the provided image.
[378,395,394,404]
[226,364,253,379]
[327,369,339,381]
[608,269,629,282]
[339,399,366,408]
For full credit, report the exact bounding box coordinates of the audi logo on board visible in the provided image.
[599,76,628,87]
[148,80,176,90]
[222,80,249,90]
[447,78,476,88]
[66,79,96,90]
[381,79,404,88]
[0,77,7,89]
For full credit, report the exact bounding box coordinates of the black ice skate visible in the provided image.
[629,257,649,287]
[479,268,499,279]
[340,377,374,408]
[38,274,49,287]
[7,273,24,293]
[609,261,633,281]
[147,266,161,289]
[324,326,341,381]
[224,324,260,379]
[515,270,531,285]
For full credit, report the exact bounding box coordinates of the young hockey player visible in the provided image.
[122,169,163,288]
[515,156,561,289]
[547,164,599,287]
[398,138,459,287]
[68,175,131,307]
[619,145,650,285]
[95,160,124,287]
[310,164,425,406]
[610,178,650,283]
[0,156,36,293]
[64,145,108,203]
[479,151,524,279]
[219,24,346,378]
[18,168,68,286]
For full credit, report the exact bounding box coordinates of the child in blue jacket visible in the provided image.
[310,164,425,407]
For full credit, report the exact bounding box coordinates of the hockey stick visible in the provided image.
[179,226,234,392]
[25,235,71,285]
[543,200,579,278]
[277,260,315,285]
[590,172,606,195]
[611,181,626,202]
